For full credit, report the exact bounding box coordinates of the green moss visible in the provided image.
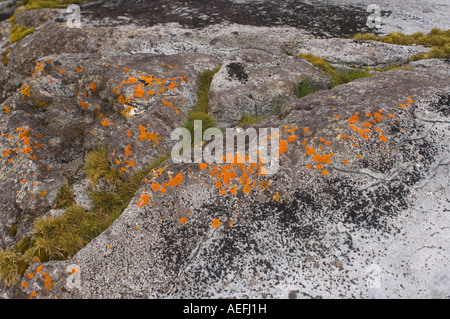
[299,53,372,89]
[9,13,35,44]
[16,0,91,10]
[52,184,76,209]
[16,237,32,254]
[238,114,262,126]
[9,224,18,237]
[296,79,319,98]
[1,49,11,66]
[184,66,221,137]
[353,28,450,61]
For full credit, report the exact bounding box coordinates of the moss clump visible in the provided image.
[16,0,91,10]
[296,79,320,98]
[353,28,450,61]
[84,146,121,185]
[1,49,11,66]
[9,14,35,44]
[184,66,221,138]
[9,224,18,237]
[238,113,262,126]
[298,53,372,90]
[0,248,21,286]
[0,148,170,286]
[52,184,76,209]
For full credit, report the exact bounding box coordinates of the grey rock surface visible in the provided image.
[17,62,450,299]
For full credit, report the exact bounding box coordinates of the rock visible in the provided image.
[18,61,449,299]
[72,179,93,211]
[0,63,24,103]
[296,38,429,69]
[0,52,220,249]
[209,49,330,127]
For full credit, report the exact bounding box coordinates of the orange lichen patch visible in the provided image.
[315,163,323,170]
[90,82,97,92]
[399,104,406,109]
[126,130,133,138]
[199,163,208,170]
[124,68,130,72]
[179,217,188,225]
[347,114,359,124]
[133,85,145,98]
[43,275,54,291]
[342,160,349,164]
[408,96,414,104]
[168,82,178,90]
[259,181,270,191]
[80,100,88,109]
[325,140,331,146]
[212,219,221,229]
[277,140,289,157]
[138,125,159,143]
[286,127,298,133]
[22,281,28,288]
[321,170,328,176]
[229,186,237,194]
[40,190,46,197]
[147,89,154,95]
[305,165,312,169]
[375,127,382,133]
[3,105,10,114]
[220,189,227,195]
[100,118,114,126]
[126,77,138,84]
[374,112,382,122]
[31,291,37,297]
[303,127,310,134]
[32,61,46,77]
[2,147,11,158]
[313,153,331,164]
[21,84,31,97]
[378,134,387,142]
[358,154,363,159]
[286,135,298,143]
[243,184,252,193]
[348,124,370,140]
[22,146,33,155]
[151,182,161,192]
[388,114,394,118]
[361,122,372,128]
[215,180,222,189]
[137,194,150,208]
[168,173,183,187]
[118,94,131,104]
[36,265,43,273]
[305,145,316,156]
[334,114,341,119]
[272,192,280,202]
[124,147,132,156]
[27,273,34,279]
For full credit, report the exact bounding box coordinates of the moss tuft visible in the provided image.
[52,184,76,209]
[238,113,262,126]
[353,28,450,61]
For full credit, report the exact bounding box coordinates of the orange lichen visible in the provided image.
[100,118,114,126]
[168,173,183,187]
[137,194,150,208]
[348,114,359,124]
[179,217,188,225]
[272,192,280,202]
[90,82,97,92]
[305,145,316,156]
[212,219,221,229]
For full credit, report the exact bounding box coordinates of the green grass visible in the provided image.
[0,148,170,286]
[353,28,450,61]
[238,113,262,126]
[15,0,92,10]
[52,184,76,209]
[298,53,372,90]
[184,66,221,137]
[2,49,11,66]
[296,79,319,98]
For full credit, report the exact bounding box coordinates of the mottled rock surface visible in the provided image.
[17,61,450,299]
[0,0,449,299]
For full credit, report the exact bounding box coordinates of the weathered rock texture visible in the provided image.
[0,0,449,299]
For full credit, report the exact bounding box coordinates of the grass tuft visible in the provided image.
[52,184,76,209]
[298,53,372,90]
[238,113,262,126]
[353,28,450,61]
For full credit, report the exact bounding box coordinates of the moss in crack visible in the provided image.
[52,184,76,209]
[184,65,221,138]
[353,28,450,61]
[0,149,170,286]
[238,113,262,126]
[299,53,372,89]
[1,49,11,66]
[9,14,35,44]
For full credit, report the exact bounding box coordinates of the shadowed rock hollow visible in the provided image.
[0,0,449,299]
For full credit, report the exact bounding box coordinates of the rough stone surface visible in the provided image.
[16,62,450,299]
[0,0,449,300]
[209,49,330,127]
